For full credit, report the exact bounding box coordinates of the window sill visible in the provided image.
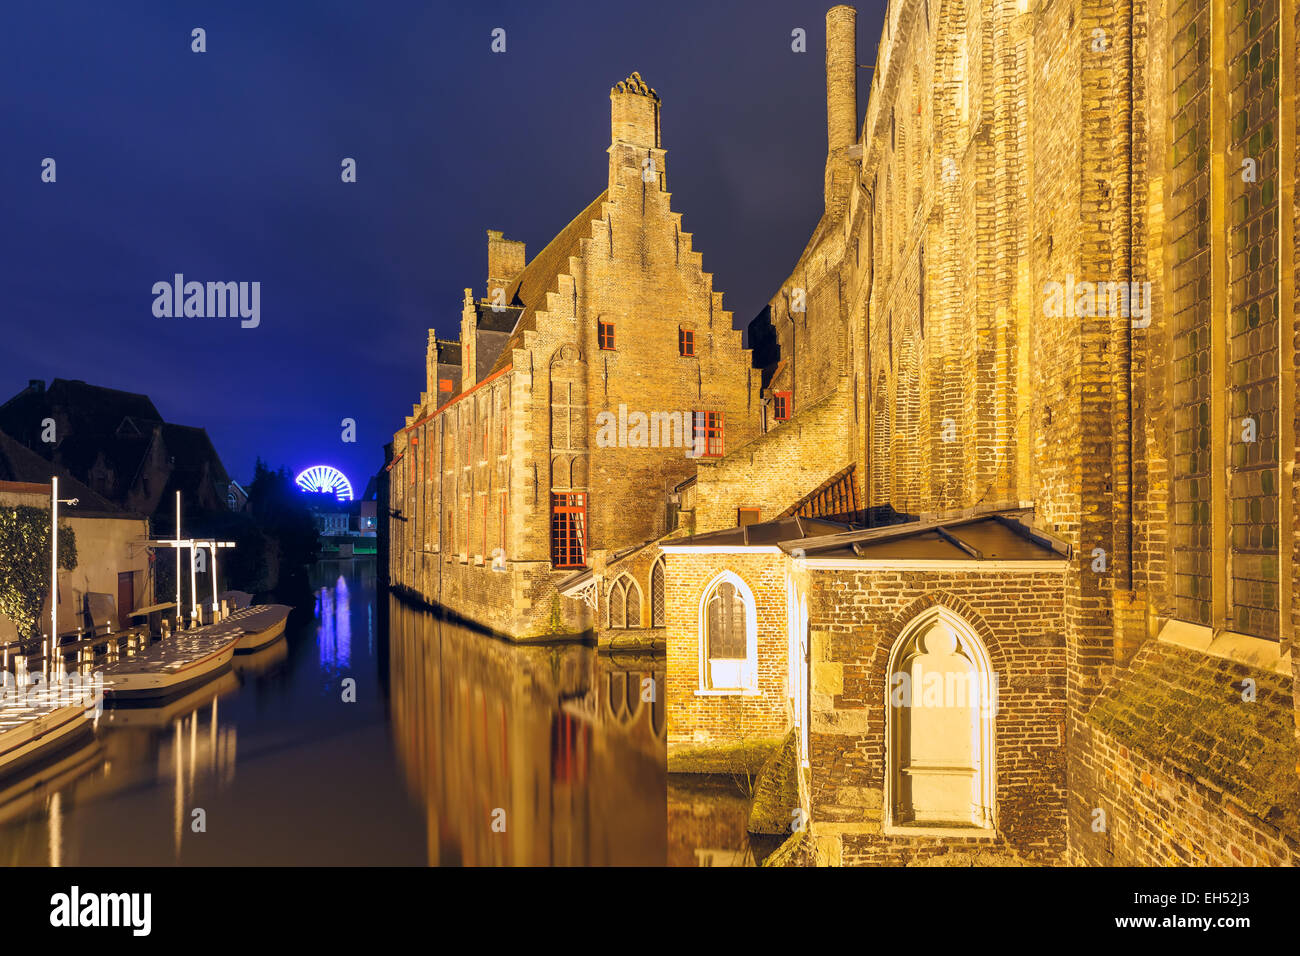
[882,823,997,840]
[1157,618,1290,675]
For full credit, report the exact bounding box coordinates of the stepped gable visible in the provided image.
[487,191,609,377]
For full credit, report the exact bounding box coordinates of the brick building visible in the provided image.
[662,0,1300,867]
[387,73,759,639]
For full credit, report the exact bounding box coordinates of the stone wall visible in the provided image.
[693,380,854,534]
[805,568,1069,864]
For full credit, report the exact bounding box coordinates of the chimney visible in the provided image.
[609,72,663,195]
[486,230,526,305]
[825,5,859,208]
[460,289,478,390]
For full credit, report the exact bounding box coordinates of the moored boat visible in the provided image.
[100,624,242,701]
[225,604,292,652]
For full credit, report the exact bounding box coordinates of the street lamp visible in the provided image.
[50,476,78,677]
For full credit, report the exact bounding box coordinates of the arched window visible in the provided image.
[698,572,758,693]
[624,577,642,627]
[650,557,665,627]
[608,578,626,628]
[886,607,995,831]
[607,575,642,629]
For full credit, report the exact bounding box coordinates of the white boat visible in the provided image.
[225,604,292,652]
[101,670,239,727]
[100,624,242,701]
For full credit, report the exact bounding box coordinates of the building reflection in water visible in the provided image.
[385,596,667,865]
[0,672,241,866]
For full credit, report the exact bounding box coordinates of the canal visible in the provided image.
[0,559,762,866]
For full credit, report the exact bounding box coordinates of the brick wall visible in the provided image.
[693,380,854,534]
[664,552,792,748]
[805,568,1069,864]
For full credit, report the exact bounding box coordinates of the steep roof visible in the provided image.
[0,429,123,516]
[0,378,164,490]
[664,515,857,550]
[159,422,231,502]
[779,508,1071,561]
[486,190,609,376]
[663,506,1073,563]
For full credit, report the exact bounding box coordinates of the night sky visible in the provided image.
[1,0,881,494]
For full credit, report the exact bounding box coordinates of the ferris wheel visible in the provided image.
[296,465,354,502]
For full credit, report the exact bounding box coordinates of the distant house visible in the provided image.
[0,379,234,520]
[226,480,249,513]
[0,429,152,641]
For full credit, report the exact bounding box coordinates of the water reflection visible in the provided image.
[0,559,685,866]
[386,597,666,865]
[316,575,353,673]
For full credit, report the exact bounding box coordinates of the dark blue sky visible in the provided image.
[1,0,881,493]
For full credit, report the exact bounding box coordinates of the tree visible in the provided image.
[0,506,77,641]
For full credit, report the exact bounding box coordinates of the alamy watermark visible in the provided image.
[890,667,1000,716]
[1,669,104,718]
[152,274,261,328]
[595,404,708,458]
[1042,275,1151,328]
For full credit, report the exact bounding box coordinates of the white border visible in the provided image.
[696,570,760,696]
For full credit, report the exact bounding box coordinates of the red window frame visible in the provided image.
[773,391,792,421]
[482,496,488,557]
[679,327,695,357]
[410,436,419,484]
[499,490,507,551]
[551,492,588,568]
[692,411,724,458]
[598,321,616,351]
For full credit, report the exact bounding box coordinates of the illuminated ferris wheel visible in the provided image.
[296,465,354,502]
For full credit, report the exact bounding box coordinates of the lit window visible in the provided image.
[650,557,665,627]
[699,573,757,692]
[773,392,791,421]
[551,492,587,568]
[692,411,724,458]
[598,321,616,351]
[679,327,695,356]
[607,575,643,629]
[438,378,453,393]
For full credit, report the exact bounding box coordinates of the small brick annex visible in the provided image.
[663,508,1072,863]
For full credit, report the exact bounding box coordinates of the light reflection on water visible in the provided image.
[316,575,353,674]
[0,559,692,866]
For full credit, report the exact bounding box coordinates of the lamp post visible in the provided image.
[175,491,182,630]
[50,476,79,678]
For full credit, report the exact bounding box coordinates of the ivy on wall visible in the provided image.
[0,506,77,642]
